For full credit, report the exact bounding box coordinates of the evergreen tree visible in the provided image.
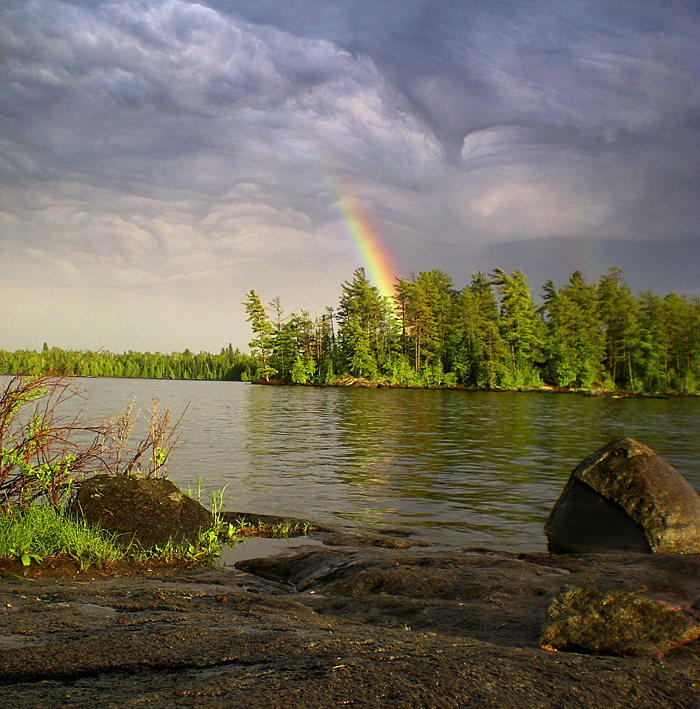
[490,268,545,387]
[243,290,277,381]
[336,268,393,377]
[597,268,640,389]
[541,271,604,387]
[455,273,504,388]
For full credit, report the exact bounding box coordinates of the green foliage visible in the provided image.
[319,356,335,384]
[540,271,604,388]
[228,514,311,538]
[490,267,546,384]
[337,268,395,377]
[0,504,124,570]
[0,345,255,382]
[291,355,317,384]
[0,376,230,571]
[244,265,700,394]
[395,270,458,375]
[0,503,228,570]
[0,373,104,508]
[388,355,421,386]
[9,266,695,397]
[243,290,278,381]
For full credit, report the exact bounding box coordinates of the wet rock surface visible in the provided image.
[545,438,700,554]
[1,531,699,708]
[72,474,213,548]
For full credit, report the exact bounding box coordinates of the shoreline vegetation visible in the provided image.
[1,265,699,395]
[244,265,700,395]
[0,371,224,573]
[0,344,256,382]
[0,370,315,575]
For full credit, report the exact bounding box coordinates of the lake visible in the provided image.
[30,378,700,552]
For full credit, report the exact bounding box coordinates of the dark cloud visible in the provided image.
[0,0,699,352]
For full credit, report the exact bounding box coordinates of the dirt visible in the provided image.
[0,527,699,708]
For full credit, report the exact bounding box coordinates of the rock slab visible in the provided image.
[545,438,700,553]
[72,474,213,549]
[541,586,700,656]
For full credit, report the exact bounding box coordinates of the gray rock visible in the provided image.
[540,586,700,656]
[545,438,700,554]
[72,474,213,549]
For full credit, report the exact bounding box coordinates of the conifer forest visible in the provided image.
[3,266,699,394]
[244,266,700,393]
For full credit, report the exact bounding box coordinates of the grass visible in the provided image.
[0,503,224,572]
[0,502,315,574]
[229,515,311,538]
[0,374,237,573]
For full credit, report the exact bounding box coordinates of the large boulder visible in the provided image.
[545,438,700,554]
[540,586,700,656]
[72,474,214,549]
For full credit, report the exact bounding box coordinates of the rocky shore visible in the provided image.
[1,524,699,708]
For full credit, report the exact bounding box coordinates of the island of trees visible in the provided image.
[2,265,697,394]
[244,266,700,394]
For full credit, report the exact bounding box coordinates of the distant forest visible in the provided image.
[244,266,700,393]
[2,266,698,393]
[0,344,255,382]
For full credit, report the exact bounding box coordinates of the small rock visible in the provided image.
[540,586,700,656]
[72,474,213,549]
[545,438,700,554]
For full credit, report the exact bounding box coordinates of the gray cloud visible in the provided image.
[1,0,699,352]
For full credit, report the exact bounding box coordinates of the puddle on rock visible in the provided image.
[218,536,324,567]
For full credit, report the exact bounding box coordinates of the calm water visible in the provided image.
[34,379,700,552]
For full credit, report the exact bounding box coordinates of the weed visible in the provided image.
[96,397,188,477]
[0,371,104,508]
[0,372,224,571]
[228,517,311,538]
[185,476,206,501]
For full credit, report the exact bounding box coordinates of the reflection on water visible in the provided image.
[35,378,700,552]
[218,536,323,566]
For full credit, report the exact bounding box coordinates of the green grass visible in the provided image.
[0,504,223,571]
[229,515,311,538]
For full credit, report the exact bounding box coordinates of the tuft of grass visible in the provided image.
[0,503,225,572]
[186,478,238,546]
[229,515,311,539]
[0,505,123,571]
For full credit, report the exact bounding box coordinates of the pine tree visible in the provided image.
[337,268,392,377]
[541,271,604,387]
[490,268,545,387]
[243,290,277,381]
[597,268,640,389]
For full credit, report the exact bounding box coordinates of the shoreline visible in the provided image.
[1,522,698,707]
[4,372,697,397]
[253,377,697,398]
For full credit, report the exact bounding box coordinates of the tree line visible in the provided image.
[245,266,700,393]
[0,344,256,381]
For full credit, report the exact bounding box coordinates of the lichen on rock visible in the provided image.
[541,586,700,656]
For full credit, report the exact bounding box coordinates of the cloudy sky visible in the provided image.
[2,0,699,353]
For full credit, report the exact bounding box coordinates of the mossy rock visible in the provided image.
[545,438,700,553]
[541,586,700,656]
[72,474,213,549]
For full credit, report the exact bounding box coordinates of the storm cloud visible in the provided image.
[1,0,699,351]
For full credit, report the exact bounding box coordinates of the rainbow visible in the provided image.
[334,189,398,300]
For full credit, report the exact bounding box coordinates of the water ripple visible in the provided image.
[64,379,700,552]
